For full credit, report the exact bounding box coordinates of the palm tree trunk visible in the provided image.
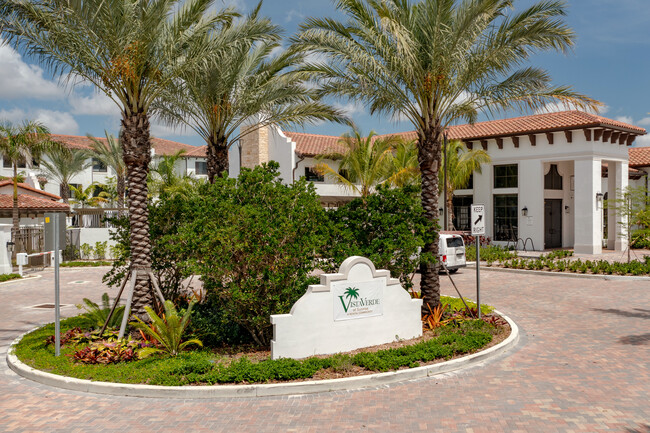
[61,183,70,204]
[11,164,19,259]
[206,136,229,183]
[417,123,443,313]
[121,111,154,319]
[447,185,455,230]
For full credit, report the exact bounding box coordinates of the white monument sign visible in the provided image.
[270,256,423,360]
[471,204,486,235]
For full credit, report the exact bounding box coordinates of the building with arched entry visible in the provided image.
[230,110,647,255]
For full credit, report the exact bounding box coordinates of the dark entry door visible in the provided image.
[544,199,562,248]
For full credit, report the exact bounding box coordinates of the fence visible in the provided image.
[14,226,45,266]
[69,208,126,228]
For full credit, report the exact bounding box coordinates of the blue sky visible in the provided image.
[1,0,649,147]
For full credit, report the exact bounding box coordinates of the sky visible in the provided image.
[1,0,649,147]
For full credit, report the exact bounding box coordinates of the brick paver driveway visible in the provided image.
[1,267,648,433]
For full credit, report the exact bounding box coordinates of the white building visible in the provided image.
[231,111,647,255]
[0,134,209,204]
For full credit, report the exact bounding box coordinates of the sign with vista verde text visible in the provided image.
[332,279,383,321]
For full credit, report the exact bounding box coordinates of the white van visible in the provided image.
[439,233,466,273]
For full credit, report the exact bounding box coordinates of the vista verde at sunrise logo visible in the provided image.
[338,286,381,313]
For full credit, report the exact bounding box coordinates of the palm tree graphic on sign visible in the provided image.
[339,287,360,313]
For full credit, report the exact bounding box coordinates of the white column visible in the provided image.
[518,160,544,250]
[615,161,629,251]
[574,158,602,254]
[607,161,617,250]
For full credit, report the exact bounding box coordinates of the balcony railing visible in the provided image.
[69,208,127,228]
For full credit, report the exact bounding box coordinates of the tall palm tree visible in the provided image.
[153,5,346,183]
[439,140,490,229]
[294,0,598,310]
[39,147,91,204]
[0,0,235,316]
[86,132,126,211]
[0,120,59,255]
[315,130,399,199]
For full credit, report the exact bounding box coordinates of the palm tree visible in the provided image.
[70,184,110,208]
[0,0,234,316]
[439,140,490,229]
[314,130,400,199]
[294,0,598,310]
[86,132,126,211]
[148,150,199,198]
[385,138,420,188]
[153,5,345,183]
[0,120,59,254]
[39,147,91,204]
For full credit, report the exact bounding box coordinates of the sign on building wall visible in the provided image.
[270,256,422,360]
[332,279,383,321]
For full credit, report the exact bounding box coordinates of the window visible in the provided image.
[493,194,518,241]
[195,161,207,175]
[452,196,473,231]
[304,167,324,182]
[494,164,518,189]
[446,237,464,248]
[92,158,107,172]
[3,156,28,168]
[544,164,563,190]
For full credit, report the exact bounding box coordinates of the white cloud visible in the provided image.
[0,42,64,100]
[69,91,120,117]
[285,9,304,23]
[150,120,194,138]
[333,101,365,117]
[0,108,79,134]
[615,115,634,124]
[635,134,650,147]
[534,101,608,115]
[637,116,650,126]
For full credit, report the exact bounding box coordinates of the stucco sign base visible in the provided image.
[270,256,423,360]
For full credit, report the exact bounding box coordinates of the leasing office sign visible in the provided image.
[331,279,383,321]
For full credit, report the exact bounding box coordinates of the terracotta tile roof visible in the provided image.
[0,194,70,212]
[629,147,650,168]
[286,111,647,157]
[446,110,646,140]
[50,134,204,157]
[184,145,207,157]
[0,180,61,200]
[283,132,345,157]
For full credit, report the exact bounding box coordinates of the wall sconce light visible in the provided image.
[439,208,444,213]
[521,206,528,217]
[596,192,604,209]
[6,241,14,256]
[565,205,570,214]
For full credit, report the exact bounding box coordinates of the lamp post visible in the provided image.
[443,133,448,231]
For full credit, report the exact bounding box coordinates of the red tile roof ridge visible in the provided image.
[0,194,70,211]
[0,180,61,200]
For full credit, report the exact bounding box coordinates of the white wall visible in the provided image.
[78,228,117,259]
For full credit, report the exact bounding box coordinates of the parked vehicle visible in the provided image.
[439,233,466,273]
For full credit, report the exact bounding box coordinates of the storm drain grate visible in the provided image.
[30,303,72,309]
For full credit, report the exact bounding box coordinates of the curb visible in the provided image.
[6,312,519,399]
[467,264,650,281]
[0,274,42,286]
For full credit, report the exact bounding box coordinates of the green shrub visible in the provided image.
[322,185,436,290]
[80,243,94,260]
[77,293,124,329]
[172,163,329,347]
[94,241,107,260]
[465,245,517,263]
[130,299,202,357]
[0,273,21,282]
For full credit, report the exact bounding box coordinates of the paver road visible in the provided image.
[0,267,648,433]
